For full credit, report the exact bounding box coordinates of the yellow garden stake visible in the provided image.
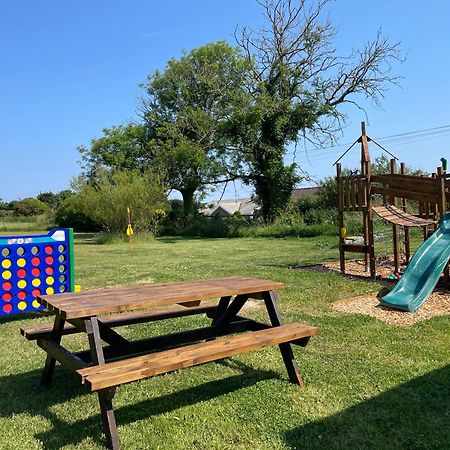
[126,207,134,248]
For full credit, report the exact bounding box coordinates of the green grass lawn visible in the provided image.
[0,235,448,449]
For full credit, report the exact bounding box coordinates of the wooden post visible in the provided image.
[400,163,410,264]
[360,123,372,274]
[437,167,446,220]
[390,159,400,273]
[337,163,346,274]
[437,166,449,283]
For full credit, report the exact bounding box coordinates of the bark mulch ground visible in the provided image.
[293,259,450,326]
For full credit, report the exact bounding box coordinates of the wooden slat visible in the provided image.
[371,174,439,193]
[21,303,219,340]
[371,186,440,203]
[77,323,319,391]
[37,277,284,320]
[341,244,369,254]
[351,178,356,209]
[372,205,436,227]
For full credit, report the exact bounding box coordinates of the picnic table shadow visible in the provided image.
[0,359,282,449]
[284,363,450,449]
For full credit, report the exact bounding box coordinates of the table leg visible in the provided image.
[98,388,120,450]
[210,296,232,326]
[85,317,120,450]
[211,294,249,331]
[41,315,65,386]
[262,291,304,387]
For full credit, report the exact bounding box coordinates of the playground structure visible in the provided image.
[335,122,450,280]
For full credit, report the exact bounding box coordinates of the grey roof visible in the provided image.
[201,198,258,217]
[291,187,319,199]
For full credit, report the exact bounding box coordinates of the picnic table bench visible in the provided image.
[21,276,319,450]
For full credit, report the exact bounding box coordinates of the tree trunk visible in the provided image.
[251,145,299,223]
[180,189,196,217]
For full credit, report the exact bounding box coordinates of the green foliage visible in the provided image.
[36,191,57,207]
[54,195,101,232]
[228,0,401,222]
[371,154,429,176]
[37,190,74,209]
[0,198,11,210]
[0,213,49,232]
[76,169,168,234]
[161,204,249,238]
[317,177,339,210]
[12,197,48,216]
[236,221,336,238]
[78,123,152,176]
[141,41,249,216]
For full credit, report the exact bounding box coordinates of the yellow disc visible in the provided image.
[46,276,55,285]
[17,258,26,267]
[17,279,27,289]
[1,259,11,269]
[32,299,40,309]
[18,301,27,311]
[32,278,41,287]
[2,270,12,280]
[46,287,54,295]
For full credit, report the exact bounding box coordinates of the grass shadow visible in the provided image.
[0,309,53,325]
[1,360,282,449]
[284,364,450,449]
[156,236,231,244]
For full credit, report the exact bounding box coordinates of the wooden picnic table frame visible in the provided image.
[22,276,318,450]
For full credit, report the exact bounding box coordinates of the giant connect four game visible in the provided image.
[0,228,75,316]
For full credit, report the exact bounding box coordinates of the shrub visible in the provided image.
[54,195,101,231]
[38,190,75,209]
[13,198,48,216]
[77,169,168,234]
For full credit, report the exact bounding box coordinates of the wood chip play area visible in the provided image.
[295,259,450,325]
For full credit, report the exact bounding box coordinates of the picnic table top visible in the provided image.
[37,276,285,319]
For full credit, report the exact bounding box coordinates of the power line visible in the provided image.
[293,130,450,164]
[286,124,450,157]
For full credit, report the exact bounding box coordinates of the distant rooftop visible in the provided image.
[201,198,257,217]
[291,187,319,199]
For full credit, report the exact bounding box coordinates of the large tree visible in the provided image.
[231,0,402,222]
[140,41,248,216]
[77,123,152,177]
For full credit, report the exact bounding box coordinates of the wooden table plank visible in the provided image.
[38,277,284,319]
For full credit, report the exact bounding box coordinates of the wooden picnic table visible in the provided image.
[21,276,319,450]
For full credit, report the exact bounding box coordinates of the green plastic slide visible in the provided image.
[380,212,450,312]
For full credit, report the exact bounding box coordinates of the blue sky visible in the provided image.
[1,0,449,202]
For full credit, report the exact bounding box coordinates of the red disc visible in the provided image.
[2,281,12,291]
[32,289,40,297]
[17,291,26,300]
[32,267,40,277]
[2,292,12,302]
[17,269,26,278]
[45,246,53,254]
[2,303,12,314]
[31,257,40,266]
[45,266,54,275]
[45,256,54,265]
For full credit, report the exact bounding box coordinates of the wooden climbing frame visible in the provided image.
[335,122,449,278]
